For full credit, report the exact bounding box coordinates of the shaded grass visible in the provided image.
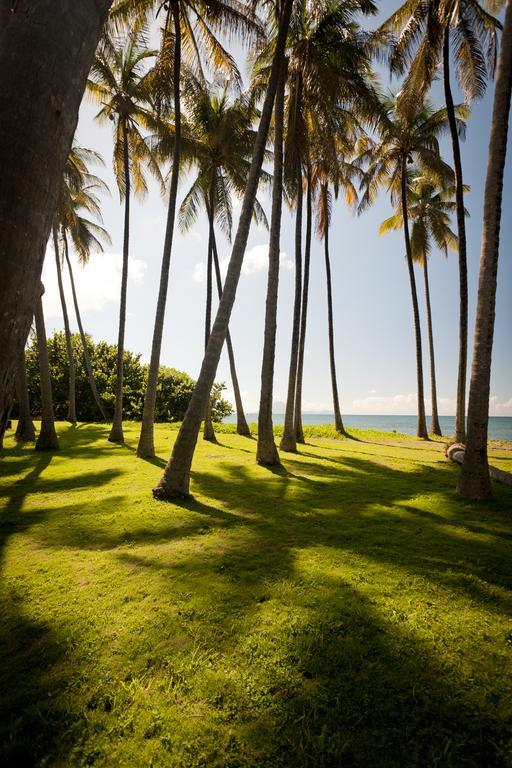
[0,422,511,767]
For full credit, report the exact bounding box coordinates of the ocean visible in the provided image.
[223,413,512,442]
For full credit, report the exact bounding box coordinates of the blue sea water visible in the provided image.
[223,413,512,442]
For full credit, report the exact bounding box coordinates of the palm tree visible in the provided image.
[358,95,465,439]
[52,224,77,425]
[34,285,59,451]
[15,353,36,442]
[88,31,161,443]
[379,176,460,436]
[380,0,503,443]
[459,0,512,499]
[153,0,294,499]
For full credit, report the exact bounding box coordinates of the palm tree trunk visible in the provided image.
[203,180,217,443]
[401,158,428,439]
[211,225,251,438]
[137,2,182,459]
[0,0,112,443]
[280,156,303,453]
[324,206,344,433]
[153,0,293,499]
[443,27,468,444]
[15,352,36,442]
[257,61,286,466]
[109,121,131,444]
[294,165,312,444]
[458,0,512,500]
[422,257,442,436]
[34,287,59,451]
[63,233,107,421]
[53,226,76,425]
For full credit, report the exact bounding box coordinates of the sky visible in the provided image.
[42,1,512,417]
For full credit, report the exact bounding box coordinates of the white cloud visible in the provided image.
[489,396,512,416]
[350,392,512,416]
[192,243,293,284]
[192,262,206,283]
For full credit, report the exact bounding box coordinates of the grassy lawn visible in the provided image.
[1,422,511,767]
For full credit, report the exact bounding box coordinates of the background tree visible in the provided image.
[34,287,59,451]
[14,353,36,442]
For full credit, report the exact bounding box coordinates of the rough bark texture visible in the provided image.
[422,258,442,436]
[15,352,36,442]
[324,212,344,433]
[137,2,181,459]
[449,443,512,488]
[443,28,468,444]
[34,290,59,451]
[458,0,512,500]
[153,0,293,499]
[0,0,112,444]
[294,167,312,444]
[109,124,131,443]
[203,181,217,443]
[54,227,77,425]
[401,159,428,439]
[257,64,286,466]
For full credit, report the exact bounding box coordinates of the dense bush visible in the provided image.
[19,332,233,423]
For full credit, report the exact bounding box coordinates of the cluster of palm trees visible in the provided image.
[1,0,511,503]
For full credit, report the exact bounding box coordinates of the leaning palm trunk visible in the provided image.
[137,4,182,459]
[422,257,442,435]
[15,353,36,442]
[458,0,512,500]
[324,211,344,433]
[63,235,107,420]
[280,157,303,453]
[257,63,286,466]
[211,227,251,437]
[401,159,428,439]
[0,0,113,442]
[443,28,468,444]
[54,226,77,424]
[153,0,294,499]
[109,123,131,443]
[294,166,313,443]
[203,182,217,443]
[34,288,59,451]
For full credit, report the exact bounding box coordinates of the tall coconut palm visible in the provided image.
[15,353,36,442]
[88,31,161,443]
[379,176,461,436]
[153,0,294,499]
[358,95,466,439]
[52,224,77,426]
[459,0,512,499]
[380,0,503,443]
[34,285,59,452]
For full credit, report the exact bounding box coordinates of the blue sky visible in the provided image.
[42,1,511,416]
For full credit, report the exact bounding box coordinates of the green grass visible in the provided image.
[1,422,511,768]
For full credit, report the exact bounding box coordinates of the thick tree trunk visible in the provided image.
[458,0,512,499]
[34,288,59,451]
[137,2,182,459]
[211,227,251,437]
[422,258,442,436]
[54,226,77,425]
[15,353,36,442]
[109,123,131,443]
[294,166,312,444]
[324,209,344,433]
[257,62,286,466]
[280,157,303,453]
[203,181,217,443]
[443,28,468,444]
[63,237,107,421]
[0,0,112,444]
[153,0,293,499]
[401,159,428,439]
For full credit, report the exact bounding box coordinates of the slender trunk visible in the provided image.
[54,226,76,425]
[294,165,312,444]
[459,0,512,499]
[324,203,344,433]
[0,0,112,443]
[153,0,293,499]
[257,61,286,466]
[15,353,36,442]
[422,258,442,436]
[34,288,59,451]
[211,226,251,438]
[443,28,468,443]
[63,234,107,420]
[401,159,428,439]
[280,156,303,453]
[203,179,217,443]
[137,2,182,458]
[109,122,131,443]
